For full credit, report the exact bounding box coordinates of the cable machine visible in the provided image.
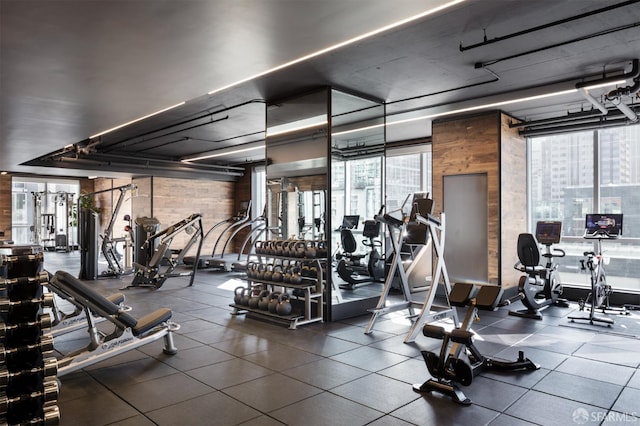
[31,191,75,251]
[78,184,137,278]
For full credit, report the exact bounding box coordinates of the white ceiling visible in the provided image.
[1,0,639,179]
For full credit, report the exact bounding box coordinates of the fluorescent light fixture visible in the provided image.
[90,101,186,139]
[267,117,328,137]
[207,0,466,96]
[0,171,7,175]
[181,144,264,163]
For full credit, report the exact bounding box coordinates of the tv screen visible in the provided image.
[585,213,623,237]
[535,221,562,245]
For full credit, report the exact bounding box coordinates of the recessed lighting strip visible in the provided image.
[182,144,264,163]
[333,80,627,135]
[207,0,467,96]
[90,101,186,139]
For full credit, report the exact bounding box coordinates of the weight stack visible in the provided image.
[1,245,60,425]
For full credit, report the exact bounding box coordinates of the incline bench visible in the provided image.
[51,271,179,376]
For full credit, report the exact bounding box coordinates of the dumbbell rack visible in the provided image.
[1,245,59,425]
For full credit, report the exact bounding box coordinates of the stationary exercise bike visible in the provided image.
[505,221,568,320]
[413,283,539,405]
[336,207,386,289]
[569,213,627,326]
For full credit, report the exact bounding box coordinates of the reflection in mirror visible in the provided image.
[330,89,385,319]
[265,89,329,241]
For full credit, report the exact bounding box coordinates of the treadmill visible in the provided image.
[183,200,251,268]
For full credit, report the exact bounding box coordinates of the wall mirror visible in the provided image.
[330,89,385,320]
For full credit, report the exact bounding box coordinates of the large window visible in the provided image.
[385,146,432,212]
[528,125,640,292]
[11,178,79,247]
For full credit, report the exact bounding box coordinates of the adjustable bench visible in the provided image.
[50,271,179,376]
[45,271,129,337]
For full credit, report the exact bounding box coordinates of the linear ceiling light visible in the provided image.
[387,80,627,127]
[181,144,264,163]
[207,0,466,96]
[333,80,627,136]
[267,119,328,137]
[90,101,186,139]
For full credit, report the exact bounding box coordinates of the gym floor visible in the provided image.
[45,252,640,426]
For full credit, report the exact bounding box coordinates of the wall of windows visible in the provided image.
[385,146,432,212]
[528,125,640,292]
[11,177,80,247]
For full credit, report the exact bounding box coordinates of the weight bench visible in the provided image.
[44,271,130,338]
[414,283,539,405]
[50,271,179,376]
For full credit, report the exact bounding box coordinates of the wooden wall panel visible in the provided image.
[433,111,500,284]
[152,177,235,256]
[500,114,527,288]
[432,110,525,288]
[233,166,253,253]
[0,175,12,240]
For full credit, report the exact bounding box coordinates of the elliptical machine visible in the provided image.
[336,207,386,289]
[506,220,568,320]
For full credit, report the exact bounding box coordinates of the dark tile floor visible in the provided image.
[44,252,640,426]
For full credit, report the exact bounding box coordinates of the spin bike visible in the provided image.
[505,221,568,320]
[336,206,386,289]
[568,213,627,325]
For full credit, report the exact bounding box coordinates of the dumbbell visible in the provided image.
[0,313,52,339]
[7,404,61,426]
[0,357,58,391]
[0,334,55,364]
[0,272,49,300]
[0,293,54,322]
[0,378,58,415]
[0,253,44,279]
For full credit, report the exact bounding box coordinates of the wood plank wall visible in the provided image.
[432,110,526,288]
[152,177,235,256]
[500,114,527,287]
[0,175,11,240]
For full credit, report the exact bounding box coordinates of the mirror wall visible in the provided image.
[265,89,329,241]
[330,89,385,320]
[264,87,385,320]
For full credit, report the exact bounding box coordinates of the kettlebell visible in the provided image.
[240,287,251,306]
[248,286,262,309]
[268,292,281,313]
[276,293,293,316]
[305,241,317,258]
[255,241,264,255]
[256,263,266,280]
[234,286,245,305]
[258,290,271,310]
[274,240,284,256]
[295,241,306,258]
[290,269,303,285]
[272,265,283,282]
[316,241,327,258]
[263,264,273,281]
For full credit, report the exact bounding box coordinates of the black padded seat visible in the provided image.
[53,270,172,336]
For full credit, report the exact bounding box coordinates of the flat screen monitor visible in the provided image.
[341,215,360,230]
[535,221,562,245]
[585,213,623,237]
